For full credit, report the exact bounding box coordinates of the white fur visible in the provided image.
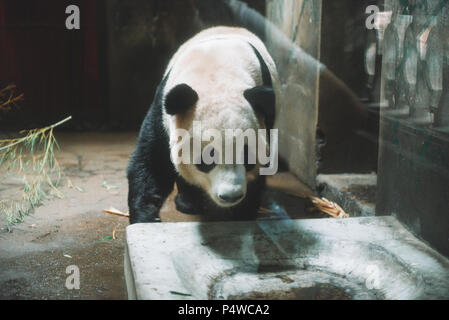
[161,27,279,207]
[209,164,247,207]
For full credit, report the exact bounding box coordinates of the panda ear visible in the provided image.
[165,84,198,115]
[244,86,275,129]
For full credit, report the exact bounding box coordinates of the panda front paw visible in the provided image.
[175,194,202,215]
[129,202,163,224]
[129,214,162,224]
[144,216,162,223]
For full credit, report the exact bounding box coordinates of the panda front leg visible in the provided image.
[174,176,204,215]
[127,166,175,223]
[127,115,176,223]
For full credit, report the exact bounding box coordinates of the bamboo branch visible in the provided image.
[0,84,24,112]
[0,116,72,230]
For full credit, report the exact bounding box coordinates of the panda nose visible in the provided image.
[218,191,244,203]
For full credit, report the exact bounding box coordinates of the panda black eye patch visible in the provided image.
[195,147,217,173]
[195,162,216,173]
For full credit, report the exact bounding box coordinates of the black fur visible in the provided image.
[248,43,272,87]
[245,43,275,130]
[244,86,275,130]
[165,83,198,115]
[127,74,176,223]
[175,176,204,215]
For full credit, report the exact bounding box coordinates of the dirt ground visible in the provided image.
[0,132,316,300]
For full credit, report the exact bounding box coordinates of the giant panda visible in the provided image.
[127,26,279,224]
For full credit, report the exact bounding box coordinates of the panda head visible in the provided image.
[164,82,274,208]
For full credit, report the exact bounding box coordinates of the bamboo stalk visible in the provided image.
[104,207,130,217]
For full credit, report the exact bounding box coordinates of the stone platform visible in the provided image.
[125,216,449,300]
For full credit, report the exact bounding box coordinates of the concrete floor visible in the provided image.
[0,132,315,300]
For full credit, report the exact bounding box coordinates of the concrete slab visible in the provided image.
[125,216,449,300]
